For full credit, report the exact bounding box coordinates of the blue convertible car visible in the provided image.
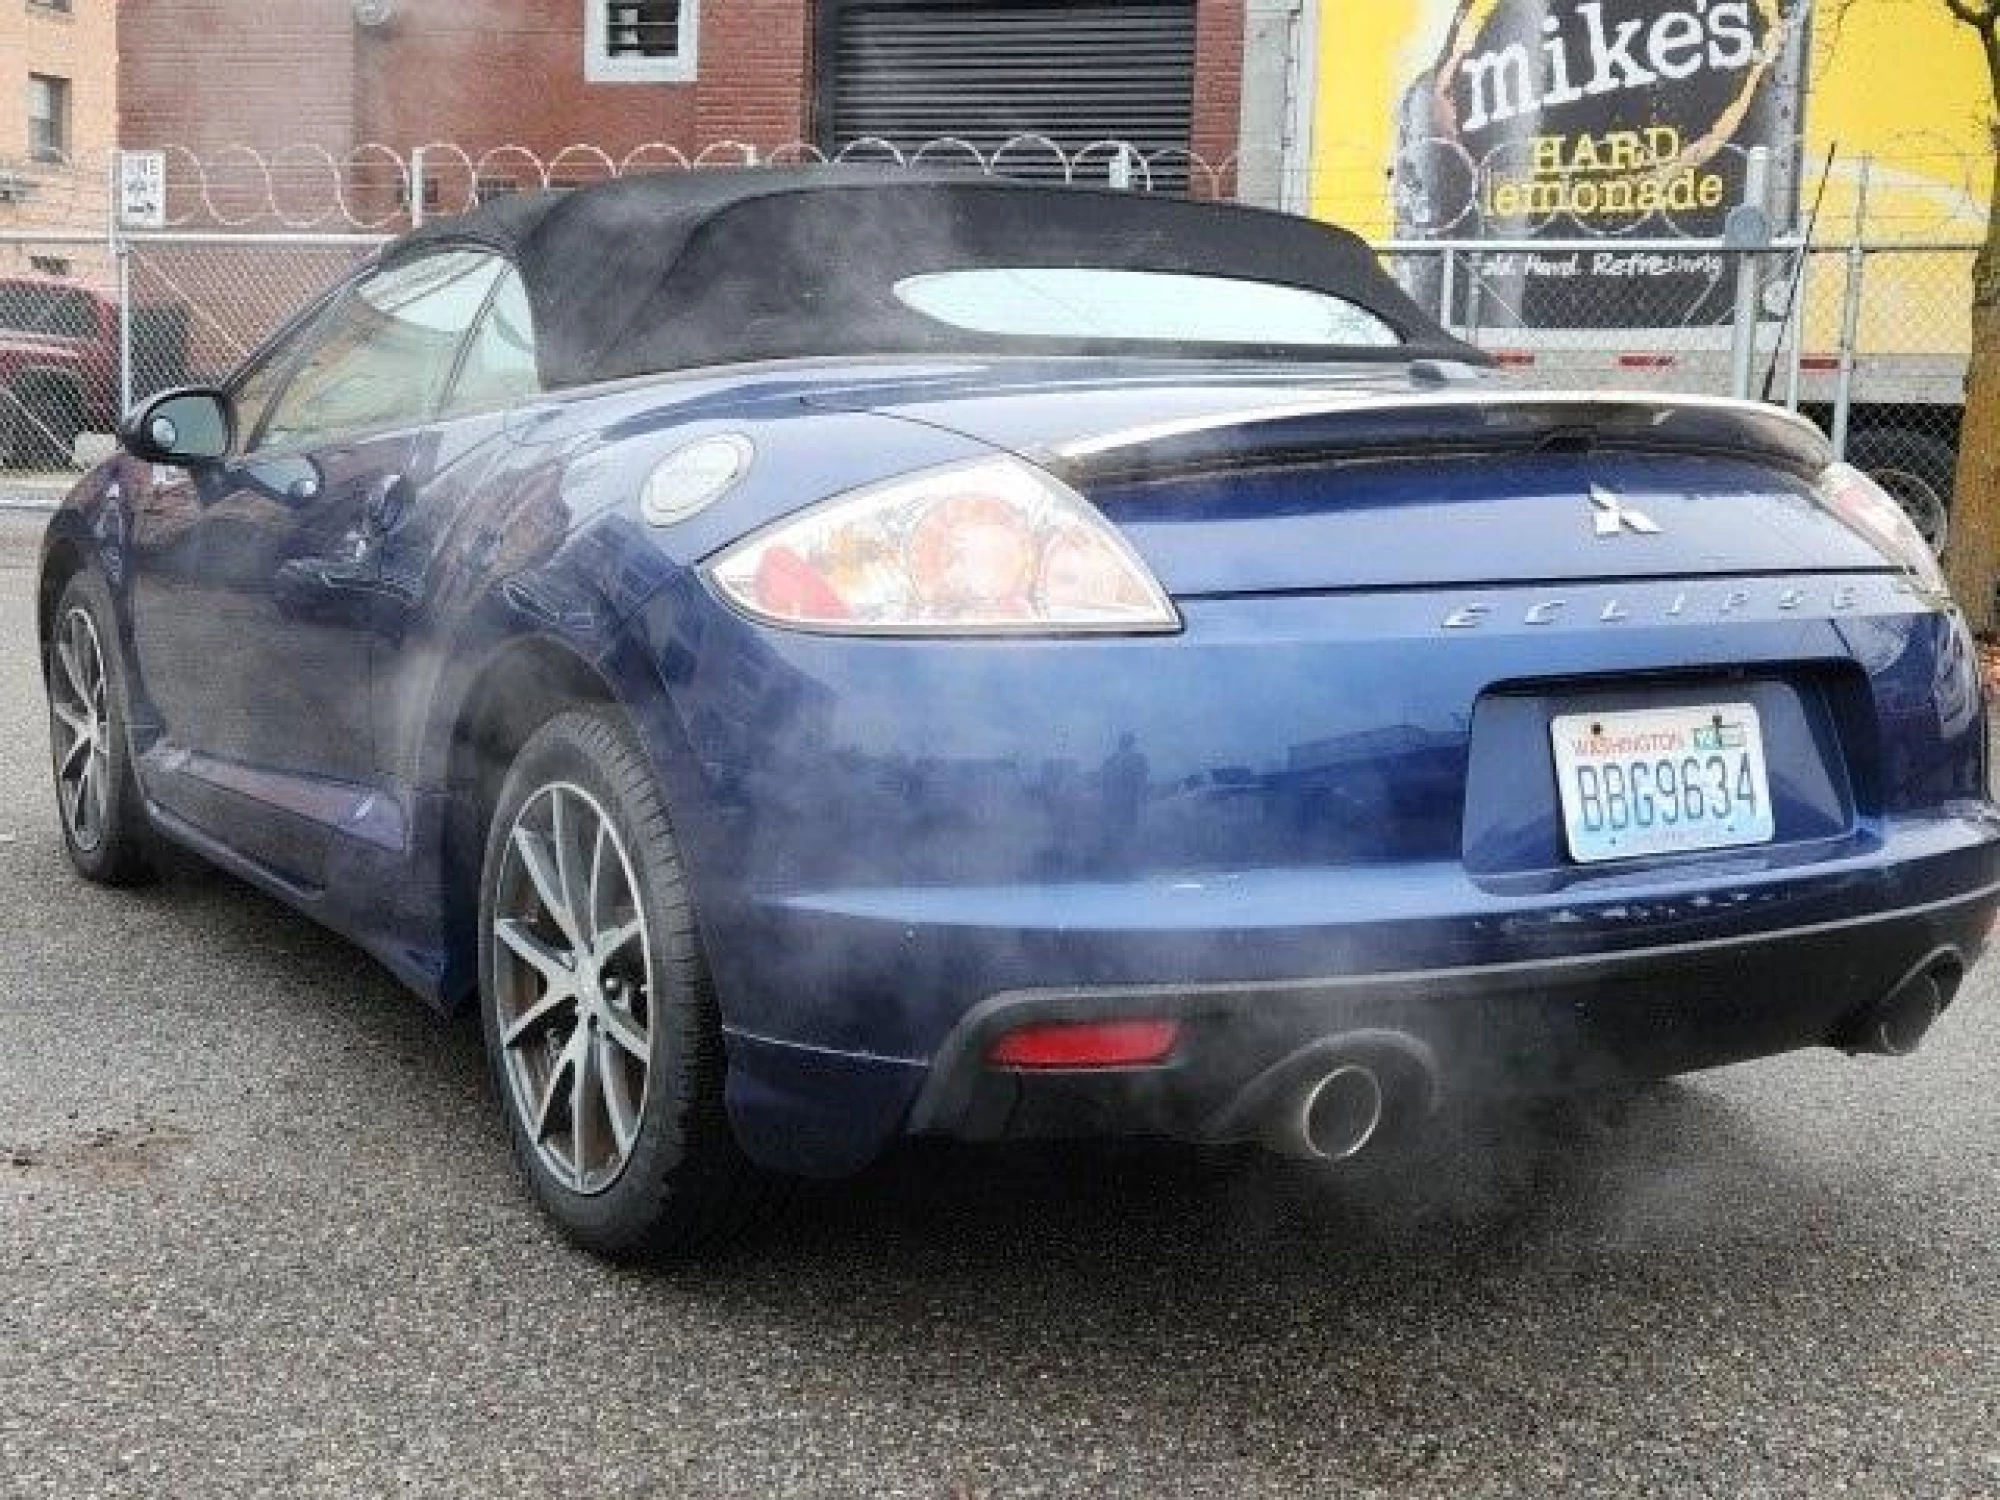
[38,170,2000,1257]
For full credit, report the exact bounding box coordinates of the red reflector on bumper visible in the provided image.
[987,1019,1182,1069]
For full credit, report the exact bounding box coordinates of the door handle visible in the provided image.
[362,473,413,535]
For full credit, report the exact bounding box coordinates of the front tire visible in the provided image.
[46,573,155,886]
[477,708,778,1260]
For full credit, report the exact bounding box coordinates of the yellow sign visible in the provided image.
[1308,0,1993,344]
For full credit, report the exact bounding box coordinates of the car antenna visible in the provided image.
[1760,142,1837,406]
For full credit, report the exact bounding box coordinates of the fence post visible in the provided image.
[1728,145,1773,400]
[108,149,133,417]
[1438,247,1456,334]
[1831,157,1873,460]
[409,145,427,229]
[1783,243,1810,412]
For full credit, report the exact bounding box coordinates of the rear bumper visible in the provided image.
[717,822,2000,1175]
[908,877,1998,1146]
[628,569,1999,1175]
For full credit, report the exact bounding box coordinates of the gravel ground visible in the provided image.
[1,508,1997,1498]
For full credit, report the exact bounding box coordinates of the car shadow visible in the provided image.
[635,1081,1941,1475]
[745,1082,1800,1278]
[55,848,1956,1485]
[136,855,1908,1344]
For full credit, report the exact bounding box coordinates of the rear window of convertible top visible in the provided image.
[892,267,1404,350]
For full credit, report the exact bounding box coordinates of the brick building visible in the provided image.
[3,0,117,263]
[119,0,1245,210]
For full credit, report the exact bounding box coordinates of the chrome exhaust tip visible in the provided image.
[1846,950,1964,1058]
[1870,974,1942,1057]
[1273,1063,1385,1163]
[1206,1029,1438,1165]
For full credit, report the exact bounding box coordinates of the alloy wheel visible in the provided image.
[491,781,655,1195]
[48,606,112,855]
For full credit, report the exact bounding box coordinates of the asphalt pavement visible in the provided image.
[0,474,74,513]
[1,508,1997,1498]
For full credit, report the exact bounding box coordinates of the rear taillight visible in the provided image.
[987,1019,1182,1070]
[1815,462,1950,600]
[706,456,1179,636]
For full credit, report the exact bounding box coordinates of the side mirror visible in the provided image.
[119,386,233,466]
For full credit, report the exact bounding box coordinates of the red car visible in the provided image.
[0,275,187,468]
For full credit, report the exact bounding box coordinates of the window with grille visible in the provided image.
[824,1,1198,191]
[28,75,69,164]
[586,1,697,83]
[608,2,680,57]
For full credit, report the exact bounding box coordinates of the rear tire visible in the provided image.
[476,707,780,1260]
[46,572,155,886]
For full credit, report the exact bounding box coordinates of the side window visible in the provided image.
[254,251,505,451]
[227,343,297,451]
[223,288,350,448]
[441,270,539,416]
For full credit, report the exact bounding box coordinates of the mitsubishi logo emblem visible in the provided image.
[1591,484,1660,537]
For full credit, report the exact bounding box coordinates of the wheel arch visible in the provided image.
[34,515,98,686]
[37,535,83,655]
[434,633,622,1010]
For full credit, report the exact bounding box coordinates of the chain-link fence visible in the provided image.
[27,129,1990,238]
[1811,242,1974,543]
[1,137,1986,544]
[1385,240,1792,393]
[125,234,388,391]
[1366,234,1976,544]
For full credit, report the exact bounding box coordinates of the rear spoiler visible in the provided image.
[1047,391,1835,484]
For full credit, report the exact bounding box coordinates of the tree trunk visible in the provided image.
[1944,51,2000,633]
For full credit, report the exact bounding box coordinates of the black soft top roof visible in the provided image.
[386,168,1485,388]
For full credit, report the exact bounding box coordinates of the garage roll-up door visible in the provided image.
[824,0,1199,190]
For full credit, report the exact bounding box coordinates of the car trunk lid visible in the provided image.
[831,377,1885,592]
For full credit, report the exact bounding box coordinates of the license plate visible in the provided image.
[1549,703,1775,864]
